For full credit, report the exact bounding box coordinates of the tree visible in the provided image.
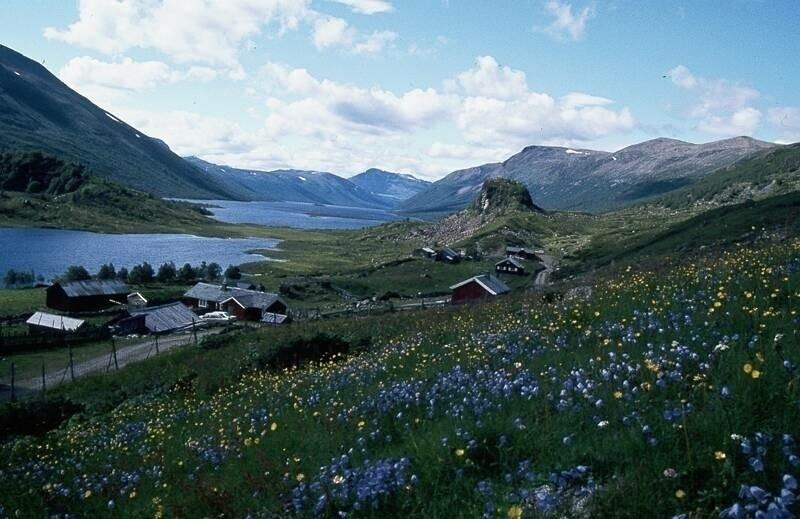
[206,262,222,281]
[97,263,116,280]
[3,269,17,288]
[117,267,129,282]
[128,262,155,284]
[197,261,208,280]
[63,265,91,282]
[178,263,197,283]
[157,262,177,283]
[224,265,241,280]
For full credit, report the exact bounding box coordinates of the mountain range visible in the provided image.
[398,137,775,216]
[185,158,427,208]
[0,43,789,218]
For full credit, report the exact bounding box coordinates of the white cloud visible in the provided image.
[669,65,762,136]
[697,107,763,137]
[116,109,257,156]
[352,30,397,54]
[58,56,217,106]
[313,16,354,48]
[45,0,400,74]
[312,16,396,54]
[768,106,800,142]
[539,1,595,41]
[261,62,456,135]
[328,0,393,15]
[444,56,528,100]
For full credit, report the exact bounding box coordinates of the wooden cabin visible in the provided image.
[183,282,287,322]
[46,280,130,313]
[495,257,525,275]
[450,274,510,304]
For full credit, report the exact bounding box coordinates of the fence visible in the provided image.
[0,324,213,403]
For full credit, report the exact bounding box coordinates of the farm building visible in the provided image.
[450,274,510,304]
[183,282,287,322]
[436,247,461,263]
[495,257,526,275]
[113,302,199,335]
[26,312,85,334]
[46,280,130,312]
[413,247,437,259]
[261,312,290,325]
[505,246,541,261]
[127,292,148,308]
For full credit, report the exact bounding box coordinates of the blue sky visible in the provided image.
[2,0,800,179]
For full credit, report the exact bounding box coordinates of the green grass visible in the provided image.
[0,287,44,315]
[1,237,798,517]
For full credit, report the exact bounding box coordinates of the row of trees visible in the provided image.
[3,269,44,288]
[60,261,242,285]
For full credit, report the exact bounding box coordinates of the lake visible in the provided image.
[192,200,405,229]
[0,228,279,281]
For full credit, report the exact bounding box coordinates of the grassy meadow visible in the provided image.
[0,237,798,517]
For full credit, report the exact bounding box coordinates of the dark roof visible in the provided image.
[185,282,283,310]
[223,292,282,311]
[496,257,525,268]
[54,279,130,298]
[130,302,198,333]
[450,274,511,295]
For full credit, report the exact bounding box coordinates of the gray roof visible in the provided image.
[261,312,289,324]
[130,302,198,333]
[56,279,130,298]
[185,282,283,310]
[222,292,282,311]
[26,312,85,332]
[496,257,525,268]
[450,274,511,295]
[506,246,524,253]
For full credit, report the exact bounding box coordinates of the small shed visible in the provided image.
[505,246,540,261]
[436,247,461,263]
[46,280,130,312]
[495,257,526,275]
[26,312,85,334]
[450,274,510,304]
[128,302,199,334]
[261,312,290,325]
[127,292,148,308]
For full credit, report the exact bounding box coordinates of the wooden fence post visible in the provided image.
[111,338,119,370]
[192,318,198,345]
[41,362,46,396]
[10,362,16,402]
[154,328,159,355]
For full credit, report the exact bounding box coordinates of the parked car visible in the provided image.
[199,311,236,323]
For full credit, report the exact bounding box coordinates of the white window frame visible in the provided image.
[198,299,208,308]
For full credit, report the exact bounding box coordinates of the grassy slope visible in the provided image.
[569,190,800,273]
[0,238,797,517]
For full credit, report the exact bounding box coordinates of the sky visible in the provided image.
[2,0,800,180]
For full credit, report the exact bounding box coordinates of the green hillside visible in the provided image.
[0,45,240,200]
[0,151,224,234]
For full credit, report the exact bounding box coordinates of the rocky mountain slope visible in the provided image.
[186,157,391,208]
[399,137,774,215]
[0,44,239,200]
[348,168,430,206]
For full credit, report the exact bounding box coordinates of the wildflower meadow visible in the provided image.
[1,239,799,518]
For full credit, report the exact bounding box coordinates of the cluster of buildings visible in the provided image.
[27,279,289,337]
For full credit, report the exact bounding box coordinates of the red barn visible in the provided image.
[450,274,510,304]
